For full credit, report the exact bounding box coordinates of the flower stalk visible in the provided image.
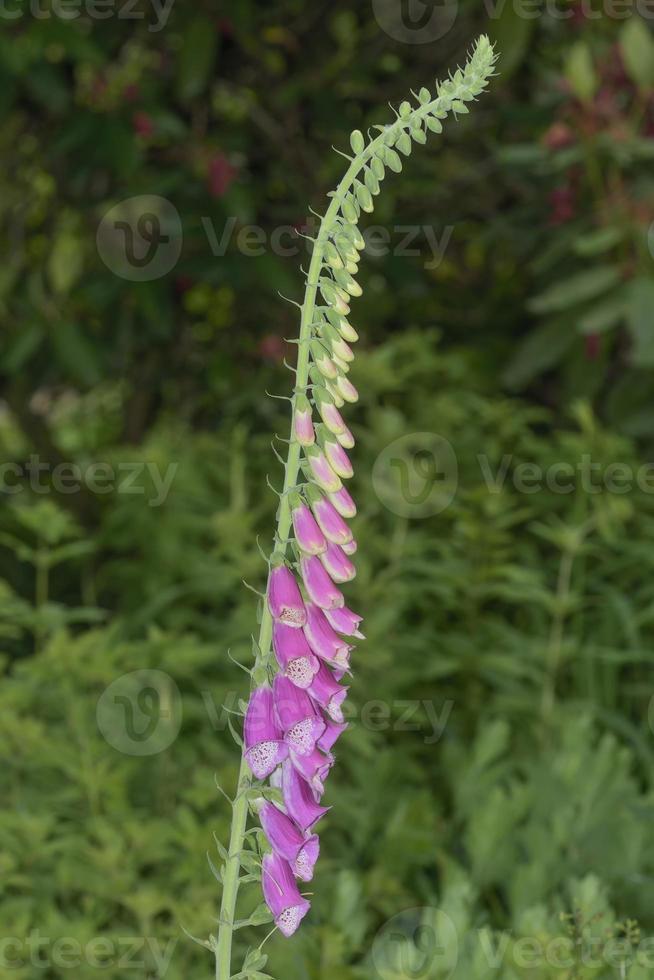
[212,35,497,980]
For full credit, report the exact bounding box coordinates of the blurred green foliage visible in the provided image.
[1,2,654,978]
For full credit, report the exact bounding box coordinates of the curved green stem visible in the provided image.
[213,37,497,978]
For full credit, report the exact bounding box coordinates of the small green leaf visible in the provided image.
[565,41,597,103]
[528,265,621,315]
[627,277,654,366]
[503,317,576,389]
[620,18,654,90]
[177,16,217,102]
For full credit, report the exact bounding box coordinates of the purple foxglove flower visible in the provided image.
[307,488,352,546]
[290,746,334,798]
[293,834,320,882]
[291,494,327,555]
[281,758,330,831]
[261,851,311,938]
[341,538,357,555]
[331,336,354,363]
[259,802,320,882]
[300,555,345,610]
[268,561,306,628]
[308,662,349,722]
[319,541,356,583]
[324,379,345,408]
[316,393,347,435]
[324,605,364,639]
[335,375,358,403]
[293,394,315,447]
[304,602,352,668]
[337,319,358,343]
[273,674,326,756]
[328,485,357,519]
[336,425,355,449]
[305,446,342,493]
[323,437,353,479]
[272,622,320,689]
[318,717,348,753]
[244,685,289,780]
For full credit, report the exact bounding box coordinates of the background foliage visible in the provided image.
[1,2,654,978]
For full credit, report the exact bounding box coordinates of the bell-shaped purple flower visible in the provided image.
[307,488,353,546]
[300,555,344,610]
[273,674,326,756]
[323,437,353,479]
[272,622,320,689]
[341,538,357,555]
[304,602,352,669]
[261,851,311,938]
[244,685,289,780]
[281,758,330,832]
[318,717,348,753]
[336,424,355,449]
[335,375,358,404]
[293,394,315,447]
[316,392,347,435]
[290,746,334,798]
[291,494,327,556]
[259,802,320,882]
[268,561,306,628]
[308,662,349,722]
[324,605,364,639]
[319,542,356,583]
[305,446,342,493]
[328,485,357,518]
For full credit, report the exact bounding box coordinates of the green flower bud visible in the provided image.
[364,169,380,196]
[384,148,402,173]
[355,183,374,213]
[396,131,412,156]
[341,195,359,224]
[350,129,365,154]
[371,156,385,180]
